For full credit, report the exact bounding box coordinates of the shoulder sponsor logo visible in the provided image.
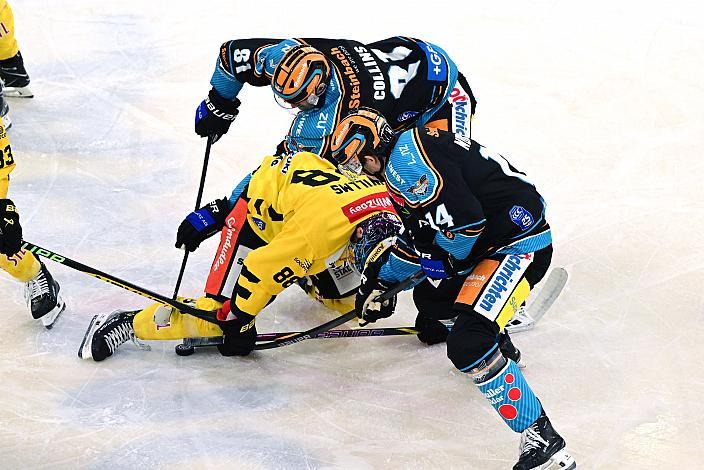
[419,42,447,82]
[341,191,395,223]
[509,205,534,231]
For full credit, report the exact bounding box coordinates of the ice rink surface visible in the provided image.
[1,0,703,468]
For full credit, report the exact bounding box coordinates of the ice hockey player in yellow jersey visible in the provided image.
[0,117,65,327]
[0,1,34,128]
[79,151,401,361]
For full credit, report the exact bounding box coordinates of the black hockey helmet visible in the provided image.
[271,45,331,111]
[331,108,395,180]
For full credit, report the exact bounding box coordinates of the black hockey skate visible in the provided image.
[0,51,33,98]
[24,261,65,329]
[79,310,149,361]
[513,409,576,470]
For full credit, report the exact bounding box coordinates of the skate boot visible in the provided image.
[79,310,150,361]
[513,409,576,470]
[0,51,33,98]
[505,306,535,333]
[24,261,66,329]
[498,330,522,366]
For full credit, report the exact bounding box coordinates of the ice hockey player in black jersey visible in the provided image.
[193,36,476,160]
[330,109,576,470]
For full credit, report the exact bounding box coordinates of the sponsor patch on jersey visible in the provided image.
[450,86,470,137]
[419,41,447,82]
[509,206,534,231]
[475,255,532,322]
[398,111,419,123]
[341,191,395,223]
[251,217,266,231]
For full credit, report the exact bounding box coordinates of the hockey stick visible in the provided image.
[176,268,567,354]
[174,269,426,355]
[21,241,219,323]
[504,267,568,333]
[172,134,214,299]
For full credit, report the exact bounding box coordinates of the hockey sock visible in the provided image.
[467,344,541,432]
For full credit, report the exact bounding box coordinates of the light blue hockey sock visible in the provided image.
[476,359,541,432]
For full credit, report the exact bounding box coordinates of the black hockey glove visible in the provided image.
[355,255,397,326]
[194,89,240,143]
[415,313,451,345]
[215,300,257,357]
[176,197,229,252]
[0,199,22,256]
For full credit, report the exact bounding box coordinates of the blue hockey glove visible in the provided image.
[176,197,229,252]
[194,89,240,143]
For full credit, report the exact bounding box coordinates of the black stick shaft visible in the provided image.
[22,241,218,323]
[172,135,213,299]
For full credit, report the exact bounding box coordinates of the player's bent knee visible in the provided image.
[446,324,498,371]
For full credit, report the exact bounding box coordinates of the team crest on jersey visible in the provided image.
[407,175,429,196]
[509,206,534,231]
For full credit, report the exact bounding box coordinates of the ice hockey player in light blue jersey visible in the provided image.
[330,108,576,470]
[194,36,477,160]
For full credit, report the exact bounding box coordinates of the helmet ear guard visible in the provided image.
[271,45,331,109]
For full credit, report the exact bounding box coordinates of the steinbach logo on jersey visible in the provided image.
[341,192,395,223]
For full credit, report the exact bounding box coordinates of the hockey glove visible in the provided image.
[355,257,397,325]
[194,89,240,143]
[215,299,257,356]
[176,197,229,252]
[0,199,22,256]
[412,220,457,279]
[415,313,451,345]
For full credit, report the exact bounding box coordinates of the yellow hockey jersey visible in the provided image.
[234,151,395,317]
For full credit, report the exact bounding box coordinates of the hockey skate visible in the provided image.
[24,261,65,329]
[513,409,576,470]
[0,51,33,98]
[79,310,150,361]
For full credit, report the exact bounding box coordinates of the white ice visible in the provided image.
[1,0,703,468]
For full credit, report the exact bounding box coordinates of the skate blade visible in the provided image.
[537,448,576,470]
[78,314,103,360]
[41,296,66,329]
[2,86,33,98]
